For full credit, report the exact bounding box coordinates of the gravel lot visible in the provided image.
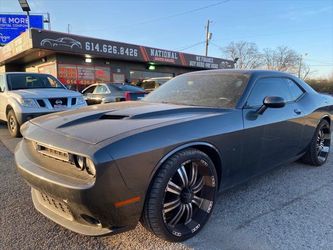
[1,121,333,250]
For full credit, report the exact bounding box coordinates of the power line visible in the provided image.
[175,41,206,52]
[76,0,231,32]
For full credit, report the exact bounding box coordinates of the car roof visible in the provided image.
[186,69,296,78]
[0,72,52,75]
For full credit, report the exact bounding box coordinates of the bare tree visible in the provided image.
[261,46,313,80]
[261,46,299,72]
[223,41,262,69]
[222,42,313,80]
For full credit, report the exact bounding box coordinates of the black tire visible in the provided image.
[301,119,331,166]
[142,148,218,242]
[7,109,21,138]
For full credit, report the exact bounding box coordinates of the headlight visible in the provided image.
[76,96,86,105]
[85,158,96,176]
[18,98,37,108]
[74,155,96,176]
[75,155,85,170]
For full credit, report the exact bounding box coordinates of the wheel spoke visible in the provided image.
[163,198,181,213]
[169,204,185,227]
[322,133,331,140]
[192,195,203,207]
[192,177,204,193]
[189,162,198,188]
[177,166,189,187]
[184,203,193,225]
[166,181,182,195]
[318,146,329,156]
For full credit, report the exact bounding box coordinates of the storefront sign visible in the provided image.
[0,14,43,45]
[58,64,111,86]
[31,29,234,69]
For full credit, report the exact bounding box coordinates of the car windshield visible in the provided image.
[7,74,65,90]
[108,83,144,92]
[143,72,249,108]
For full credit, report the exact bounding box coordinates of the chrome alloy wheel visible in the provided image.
[9,116,17,133]
[316,124,331,163]
[162,159,216,237]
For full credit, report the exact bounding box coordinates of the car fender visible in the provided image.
[5,95,23,119]
[147,141,223,189]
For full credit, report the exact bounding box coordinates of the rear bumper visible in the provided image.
[15,139,142,236]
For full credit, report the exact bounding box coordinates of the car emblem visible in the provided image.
[55,99,62,105]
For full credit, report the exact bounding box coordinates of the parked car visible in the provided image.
[82,83,146,105]
[138,76,173,92]
[16,70,332,242]
[0,72,86,137]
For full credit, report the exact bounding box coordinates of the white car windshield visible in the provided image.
[7,74,65,90]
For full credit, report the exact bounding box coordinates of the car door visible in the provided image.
[91,84,110,104]
[242,76,304,175]
[82,85,97,105]
[0,74,7,121]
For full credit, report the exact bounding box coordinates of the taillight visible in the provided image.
[124,91,131,100]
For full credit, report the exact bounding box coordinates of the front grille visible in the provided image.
[37,191,73,220]
[34,142,71,163]
[37,99,46,107]
[49,98,68,107]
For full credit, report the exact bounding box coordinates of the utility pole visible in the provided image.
[67,24,71,34]
[205,20,212,56]
[47,12,51,30]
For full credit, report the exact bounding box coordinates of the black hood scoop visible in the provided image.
[99,114,129,120]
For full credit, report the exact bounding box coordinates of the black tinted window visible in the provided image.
[82,85,96,94]
[247,77,292,107]
[108,84,144,92]
[144,73,249,108]
[285,78,304,100]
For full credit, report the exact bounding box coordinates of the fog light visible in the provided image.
[81,214,102,227]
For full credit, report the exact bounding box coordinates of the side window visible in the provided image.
[82,85,96,95]
[285,78,304,101]
[0,75,5,92]
[246,77,292,107]
[94,85,108,94]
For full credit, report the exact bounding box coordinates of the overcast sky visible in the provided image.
[1,0,332,77]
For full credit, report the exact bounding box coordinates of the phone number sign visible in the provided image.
[0,14,44,45]
[32,29,234,69]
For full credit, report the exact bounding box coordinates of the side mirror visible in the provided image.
[257,96,285,115]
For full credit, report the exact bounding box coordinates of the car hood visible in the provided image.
[9,88,81,99]
[28,101,226,144]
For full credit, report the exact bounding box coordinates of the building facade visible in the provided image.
[0,29,234,90]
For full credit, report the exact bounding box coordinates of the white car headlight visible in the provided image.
[18,98,37,108]
[76,96,86,105]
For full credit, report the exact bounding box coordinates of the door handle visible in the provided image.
[294,109,302,115]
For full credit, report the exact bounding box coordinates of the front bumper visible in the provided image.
[15,139,142,236]
[17,104,86,124]
[32,188,112,236]
[17,112,49,125]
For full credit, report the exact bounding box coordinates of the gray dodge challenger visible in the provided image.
[15,70,332,242]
